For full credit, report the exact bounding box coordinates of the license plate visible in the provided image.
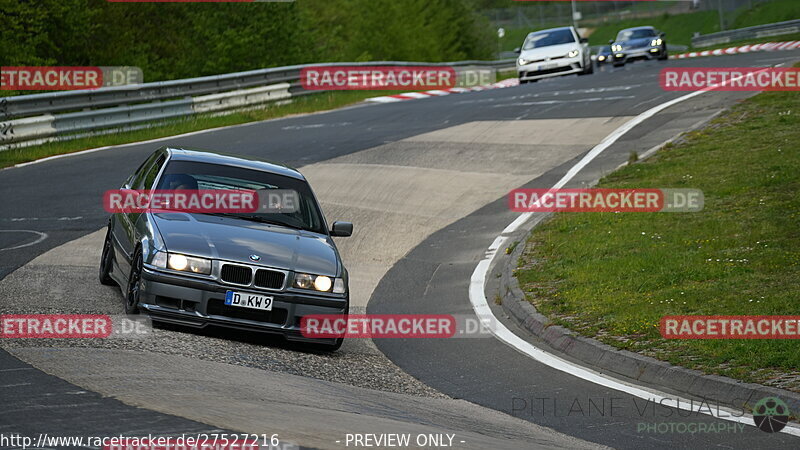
[225,290,273,311]
[539,63,557,71]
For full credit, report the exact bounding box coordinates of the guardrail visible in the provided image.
[0,59,515,149]
[692,19,800,48]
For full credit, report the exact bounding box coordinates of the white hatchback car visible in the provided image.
[515,26,593,83]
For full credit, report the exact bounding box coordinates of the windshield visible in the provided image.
[616,28,657,41]
[522,29,576,50]
[156,160,327,234]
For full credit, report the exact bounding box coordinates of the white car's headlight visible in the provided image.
[568,50,580,58]
[167,253,211,275]
[518,57,530,66]
[293,273,346,293]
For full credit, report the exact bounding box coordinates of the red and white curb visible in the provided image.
[366,78,520,103]
[670,40,800,60]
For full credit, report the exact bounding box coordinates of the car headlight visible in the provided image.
[518,57,530,66]
[293,273,346,293]
[598,55,606,61]
[151,250,167,268]
[612,44,622,52]
[568,50,579,58]
[167,253,211,275]
[651,39,663,46]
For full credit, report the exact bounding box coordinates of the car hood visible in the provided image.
[151,212,340,276]
[519,43,578,61]
[618,37,655,49]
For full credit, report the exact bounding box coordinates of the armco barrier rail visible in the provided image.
[692,19,800,48]
[0,59,515,149]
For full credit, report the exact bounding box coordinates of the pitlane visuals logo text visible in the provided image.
[636,421,745,435]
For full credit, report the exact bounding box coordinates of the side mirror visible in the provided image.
[660,32,666,38]
[513,47,521,54]
[330,221,353,237]
[580,38,589,44]
[608,39,614,45]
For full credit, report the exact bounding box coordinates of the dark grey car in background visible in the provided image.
[609,26,668,66]
[99,147,352,350]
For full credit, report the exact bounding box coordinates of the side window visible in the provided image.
[143,155,167,190]
[130,152,159,189]
[133,154,166,190]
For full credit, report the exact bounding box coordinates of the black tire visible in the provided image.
[99,228,116,286]
[580,62,594,75]
[659,47,669,61]
[613,61,625,68]
[125,249,143,314]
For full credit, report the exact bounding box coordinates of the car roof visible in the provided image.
[528,26,574,36]
[163,147,306,181]
[619,26,656,32]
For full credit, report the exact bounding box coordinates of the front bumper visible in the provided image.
[517,56,583,81]
[613,46,664,63]
[138,267,347,344]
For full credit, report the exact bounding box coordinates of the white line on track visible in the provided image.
[0,230,48,251]
[492,96,636,107]
[469,68,800,436]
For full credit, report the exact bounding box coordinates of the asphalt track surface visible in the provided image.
[1,50,799,449]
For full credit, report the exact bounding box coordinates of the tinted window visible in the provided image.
[522,29,575,50]
[157,160,327,234]
[133,154,166,190]
[616,29,657,41]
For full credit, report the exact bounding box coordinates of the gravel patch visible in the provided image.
[0,263,445,399]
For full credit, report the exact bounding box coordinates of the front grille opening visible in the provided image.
[221,264,252,285]
[156,296,181,309]
[254,269,285,289]
[525,66,573,77]
[155,296,198,312]
[206,299,287,325]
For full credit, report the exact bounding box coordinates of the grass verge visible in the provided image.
[516,88,800,392]
[0,90,405,169]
